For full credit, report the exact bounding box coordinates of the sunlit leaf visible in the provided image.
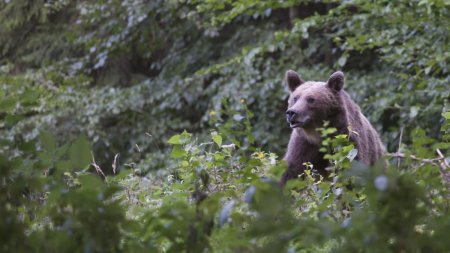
[170,145,186,158]
[211,131,222,147]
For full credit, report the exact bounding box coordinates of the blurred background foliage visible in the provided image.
[0,0,449,252]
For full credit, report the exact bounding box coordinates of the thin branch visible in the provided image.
[112,153,119,175]
[91,152,106,178]
[396,127,403,168]
[388,151,450,186]
[436,149,450,184]
[387,152,445,164]
[146,132,162,152]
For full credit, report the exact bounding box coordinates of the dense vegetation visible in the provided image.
[1,0,449,252]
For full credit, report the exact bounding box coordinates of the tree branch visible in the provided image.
[387,151,450,185]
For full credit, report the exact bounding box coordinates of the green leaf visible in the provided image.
[168,134,181,144]
[410,106,419,118]
[0,97,17,113]
[211,131,222,147]
[443,111,450,119]
[78,174,104,190]
[69,135,92,170]
[5,114,24,127]
[233,114,245,121]
[170,145,186,158]
[179,130,192,144]
[338,55,347,67]
[39,131,56,152]
[347,149,358,161]
[168,131,192,145]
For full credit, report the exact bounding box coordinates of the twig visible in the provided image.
[91,152,106,178]
[396,127,403,168]
[436,149,450,184]
[388,151,450,186]
[146,132,162,152]
[112,153,119,175]
[388,152,445,164]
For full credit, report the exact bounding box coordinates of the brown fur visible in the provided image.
[281,70,384,185]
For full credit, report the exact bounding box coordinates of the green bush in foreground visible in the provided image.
[1,108,449,253]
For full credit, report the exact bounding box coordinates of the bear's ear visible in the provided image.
[285,70,304,92]
[327,71,345,92]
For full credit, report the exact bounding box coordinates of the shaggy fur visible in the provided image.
[281,70,384,185]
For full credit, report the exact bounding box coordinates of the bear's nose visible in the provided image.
[286,110,296,121]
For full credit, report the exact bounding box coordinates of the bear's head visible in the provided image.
[285,70,345,132]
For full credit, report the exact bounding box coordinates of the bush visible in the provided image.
[1,104,449,252]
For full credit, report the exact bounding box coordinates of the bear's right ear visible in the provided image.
[327,71,345,92]
[285,70,304,92]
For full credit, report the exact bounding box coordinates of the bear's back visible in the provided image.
[340,91,385,165]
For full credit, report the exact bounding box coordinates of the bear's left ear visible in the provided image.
[327,71,345,92]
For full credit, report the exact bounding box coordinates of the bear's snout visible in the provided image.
[286,109,311,128]
[286,109,296,122]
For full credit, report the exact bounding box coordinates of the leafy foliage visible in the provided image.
[1,111,449,252]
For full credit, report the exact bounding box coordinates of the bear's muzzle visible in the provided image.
[286,110,312,128]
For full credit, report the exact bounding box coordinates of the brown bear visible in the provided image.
[281,70,384,185]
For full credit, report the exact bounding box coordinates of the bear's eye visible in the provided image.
[306,97,315,103]
[292,96,299,103]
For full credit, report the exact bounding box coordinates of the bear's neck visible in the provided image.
[328,92,352,135]
[329,109,350,135]
[294,107,350,146]
[295,127,321,145]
